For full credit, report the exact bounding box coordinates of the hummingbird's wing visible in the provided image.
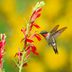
[50,25,59,33]
[50,37,58,54]
[52,27,67,38]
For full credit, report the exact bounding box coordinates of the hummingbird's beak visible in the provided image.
[39,32,42,34]
[40,32,41,34]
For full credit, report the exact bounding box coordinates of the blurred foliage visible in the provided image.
[0,0,72,72]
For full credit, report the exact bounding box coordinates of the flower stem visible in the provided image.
[19,51,26,72]
[19,66,22,72]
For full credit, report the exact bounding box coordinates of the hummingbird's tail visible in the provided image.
[53,47,58,54]
[51,42,58,54]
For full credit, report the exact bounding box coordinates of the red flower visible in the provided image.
[30,8,42,23]
[26,45,39,55]
[15,48,22,61]
[30,33,41,41]
[0,34,6,68]
[26,39,34,43]
[33,23,40,28]
[21,38,34,43]
[0,42,3,48]
[0,54,2,59]
[31,45,39,55]
[34,34,41,41]
[30,22,40,30]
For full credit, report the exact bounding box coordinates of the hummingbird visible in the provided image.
[40,25,67,54]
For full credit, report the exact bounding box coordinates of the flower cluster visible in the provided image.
[0,34,6,69]
[14,1,45,72]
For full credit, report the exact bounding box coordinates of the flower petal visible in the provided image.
[26,39,34,43]
[0,54,2,60]
[30,11,36,20]
[35,34,41,41]
[26,45,38,55]
[31,46,39,55]
[36,8,42,13]
[30,8,41,22]
[21,28,26,35]
[32,51,39,55]
[33,23,40,28]
[36,13,41,19]
[0,42,3,48]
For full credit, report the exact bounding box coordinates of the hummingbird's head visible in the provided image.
[40,31,48,37]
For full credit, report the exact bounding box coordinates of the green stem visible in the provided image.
[19,51,26,72]
[19,66,22,72]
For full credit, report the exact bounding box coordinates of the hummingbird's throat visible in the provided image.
[43,33,48,37]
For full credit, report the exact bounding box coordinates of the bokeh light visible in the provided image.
[44,47,67,69]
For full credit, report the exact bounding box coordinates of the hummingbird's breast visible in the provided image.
[46,33,50,40]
